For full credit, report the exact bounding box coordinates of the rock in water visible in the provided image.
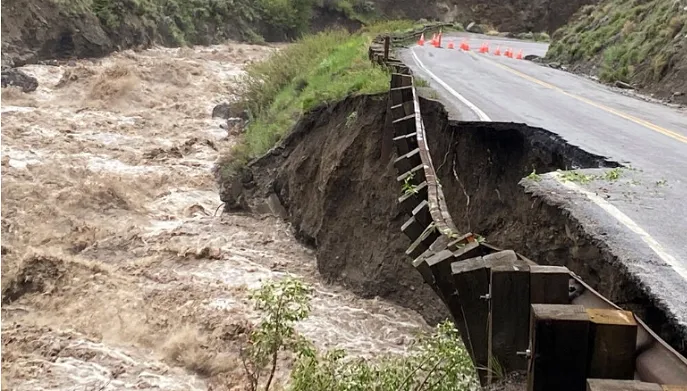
[212,101,249,120]
[1,68,38,92]
[212,103,232,119]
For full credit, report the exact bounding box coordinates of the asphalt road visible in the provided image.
[400,32,687,331]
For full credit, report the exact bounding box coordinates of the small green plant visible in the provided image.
[656,179,668,186]
[242,277,313,391]
[526,168,542,182]
[427,90,441,100]
[559,170,596,184]
[402,173,419,195]
[604,167,622,181]
[414,77,430,87]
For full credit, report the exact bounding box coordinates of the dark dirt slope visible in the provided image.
[546,0,687,103]
[218,93,448,324]
[372,0,598,33]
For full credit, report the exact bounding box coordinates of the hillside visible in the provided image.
[546,0,687,103]
[0,0,334,67]
[2,0,597,67]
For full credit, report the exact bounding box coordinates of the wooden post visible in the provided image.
[586,379,662,391]
[529,265,571,304]
[383,36,390,61]
[528,304,590,391]
[427,250,470,344]
[586,308,638,379]
[488,251,530,375]
[452,255,491,385]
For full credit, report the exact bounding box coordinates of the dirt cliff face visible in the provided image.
[370,0,597,33]
[1,0,113,67]
[219,94,449,324]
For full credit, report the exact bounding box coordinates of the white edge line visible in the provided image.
[550,172,687,282]
[409,47,492,121]
[407,48,685,282]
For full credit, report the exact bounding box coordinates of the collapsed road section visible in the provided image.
[221,26,687,389]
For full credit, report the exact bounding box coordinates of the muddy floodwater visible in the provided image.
[1,43,429,390]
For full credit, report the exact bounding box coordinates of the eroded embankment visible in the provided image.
[223,88,687,357]
[219,93,448,324]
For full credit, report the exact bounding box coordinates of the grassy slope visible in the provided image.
[546,0,687,99]
[219,21,417,176]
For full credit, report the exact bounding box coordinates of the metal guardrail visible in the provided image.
[368,27,687,390]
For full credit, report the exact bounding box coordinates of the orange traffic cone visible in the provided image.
[479,42,489,54]
[418,33,425,46]
[430,33,437,46]
[447,40,455,49]
[436,32,443,48]
[505,48,513,58]
[460,40,470,51]
[494,45,501,56]
[516,49,523,60]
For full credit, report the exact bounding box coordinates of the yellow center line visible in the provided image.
[468,51,687,144]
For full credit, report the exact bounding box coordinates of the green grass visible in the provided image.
[220,22,418,175]
[546,0,686,85]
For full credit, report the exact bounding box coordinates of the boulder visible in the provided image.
[212,102,249,120]
[1,68,38,92]
[466,22,484,34]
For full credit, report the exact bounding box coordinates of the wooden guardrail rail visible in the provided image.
[368,26,687,390]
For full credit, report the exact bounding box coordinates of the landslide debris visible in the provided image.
[546,0,687,103]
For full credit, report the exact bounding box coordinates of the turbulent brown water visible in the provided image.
[0,43,429,390]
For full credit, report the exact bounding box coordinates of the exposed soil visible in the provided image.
[219,94,449,326]
[423,102,687,356]
[1,44,431,391]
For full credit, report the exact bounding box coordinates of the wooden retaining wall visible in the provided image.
[368,26,687,390]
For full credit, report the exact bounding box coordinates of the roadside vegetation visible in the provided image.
[244,277,479,391]
[546,0,687,98]
[60,0,383,45]
[218,21,418,176]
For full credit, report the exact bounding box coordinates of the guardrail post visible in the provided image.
[452,255,491,384]
[586,308,638,379]
[529,265,571,304]
[528,304,591,391]
[384,36,390,61]
[488,251,531,376]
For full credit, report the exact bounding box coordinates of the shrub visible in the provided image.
[243,278,479,391]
